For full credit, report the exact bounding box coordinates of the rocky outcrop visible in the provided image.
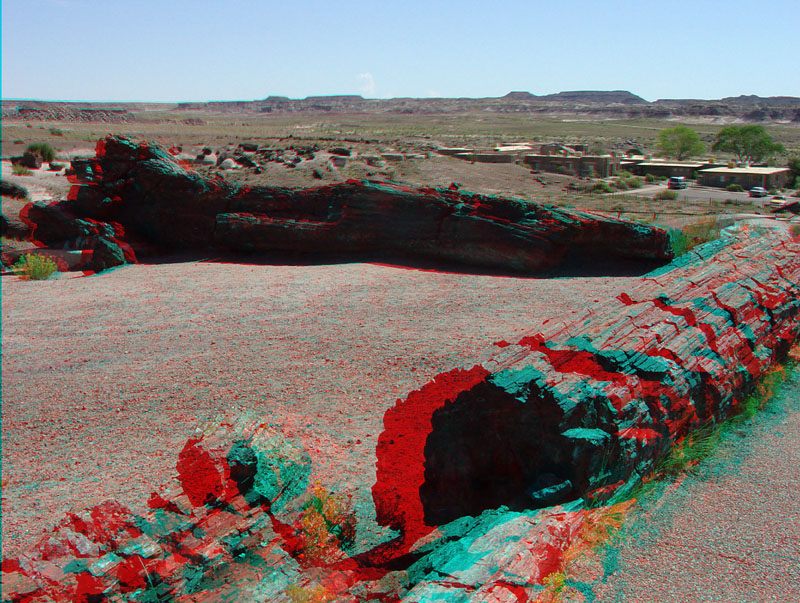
[57,135,671,273]
[373,224,800,545]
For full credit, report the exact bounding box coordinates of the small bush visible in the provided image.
[12,253,66,280]
[12,139,24,144]
[655,189,678,200]
[12,164,32,176]
[593,181,614,193]
[26,142,56,162]
[670,221,722,256]
[768,188,778,195]
[645,173,657,183]
[726,183,744,192]
[48,127,64,136]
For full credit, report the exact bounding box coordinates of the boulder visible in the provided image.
[219,157,237,170]
[329,147,351,156]
[1,180,29,199]
[17,152,43,169]
[238,142,258,152]
[234,154,257,168]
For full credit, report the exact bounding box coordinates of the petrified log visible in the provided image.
[0,419,357,603]
[373,224,800,541]
[59,135,672,272]
[5,228,800,602]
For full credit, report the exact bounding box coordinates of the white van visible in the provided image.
[667,176,688,190]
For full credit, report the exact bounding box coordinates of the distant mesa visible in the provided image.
[721,94,800,104]
[503,91,539,101]
[539,90,647,104]
[303,95,365,103]
[503,90,646,104]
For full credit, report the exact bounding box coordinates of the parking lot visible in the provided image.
[609,183,790,208]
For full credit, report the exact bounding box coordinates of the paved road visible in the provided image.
[590,363,800,603]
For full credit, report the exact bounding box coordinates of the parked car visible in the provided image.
[749,186,768,197]
[667,176,687,190]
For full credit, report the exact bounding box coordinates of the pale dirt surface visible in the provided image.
[1,259,640,557]
[591,366,800,603]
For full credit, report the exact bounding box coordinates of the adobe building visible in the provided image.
[697,166,791,190]
[523,154,619,177]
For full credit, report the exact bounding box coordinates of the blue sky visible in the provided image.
[2,0,799,102]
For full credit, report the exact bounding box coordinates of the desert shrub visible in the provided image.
[593,181,614,193]
[12,164,32,176]
[12,139,23,144]
[655,189,678,200]
[645,173,657,183]
[25,142,56,162]
[768,188,778,195]
[669,221,721,256]
[286,483,358,566]
[726,183,744,192]
[625,176,642,189]
[12,253,66,280]
[48,127,64,136]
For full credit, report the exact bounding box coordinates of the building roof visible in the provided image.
[637,162,706,168]
[699,167,790,175]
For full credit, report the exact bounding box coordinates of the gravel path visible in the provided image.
[1,260,639,557]
[593,363,800,603]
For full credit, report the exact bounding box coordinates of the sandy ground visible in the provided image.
[592,365,800,603]
[1,258,640,557]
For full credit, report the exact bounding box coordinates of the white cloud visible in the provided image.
[358,72,376,97]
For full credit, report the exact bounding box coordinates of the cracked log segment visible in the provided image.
[0,419,396,603]
[373,225,800,543]
[55,135,671,272]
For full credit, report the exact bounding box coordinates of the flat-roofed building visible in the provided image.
[523,154,619,177]
[698,166,791,190]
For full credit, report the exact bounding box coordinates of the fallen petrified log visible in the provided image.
[373,223,800,544]
[53,135,671,272]
[4,225,799,603]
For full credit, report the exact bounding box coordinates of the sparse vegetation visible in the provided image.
[655,189,678,200]
[25,142,56,162]
[592,181,614,194]
[48,127,64,136]
[726,183,745,192]
[12,253,66,280]
[669,220,722,255]
[12,164,33,176]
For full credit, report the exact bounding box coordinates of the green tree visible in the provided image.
[656,126,705,161]
[711,125,784,165]
[787,156,800,188]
